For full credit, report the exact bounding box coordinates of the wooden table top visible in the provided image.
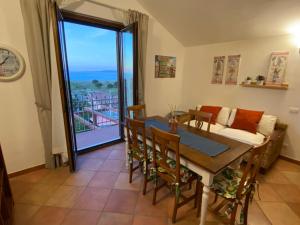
[144,116,253,174]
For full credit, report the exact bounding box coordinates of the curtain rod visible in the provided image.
[86,0,127,12]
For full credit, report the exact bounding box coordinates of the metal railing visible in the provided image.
[72,95,119,133]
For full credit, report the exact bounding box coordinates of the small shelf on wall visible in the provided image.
[240,82,289,90]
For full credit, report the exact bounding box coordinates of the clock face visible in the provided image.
[0,48,21,77]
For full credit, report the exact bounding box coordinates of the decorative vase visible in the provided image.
[245,80,252,84]
[257,80,264,86]
[169,116,178,134]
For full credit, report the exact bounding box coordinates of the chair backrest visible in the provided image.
[151,126,181,184]
[188,109,212,132]
[235,136,270,198]
[127,104,146,120]
[126,117,147,160]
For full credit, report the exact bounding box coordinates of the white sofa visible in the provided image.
[185,105,277,147]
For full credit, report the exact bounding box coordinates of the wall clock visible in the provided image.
[0,45,25,82]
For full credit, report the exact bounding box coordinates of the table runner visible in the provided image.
[145,118,229,157]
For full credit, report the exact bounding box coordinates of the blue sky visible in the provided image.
[64,21,133,72]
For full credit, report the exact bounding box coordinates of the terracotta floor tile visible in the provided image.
[97,212,133,225]
[45,185,85,208]
[135,192,169,217]
[85,149,111,159]
[287,203,300,218]
[28,206,69,225]
[258,201,300,225]
[39,167,70,185]
[64,170,96,186]
[88,171,119,188]
[281,171,300,186]
[99,159,125,172]
[272,184,300,203]
[18,183,59,205]
[263,168,291,184]
[254,183,283,202]
[11,169,50,183]
[104,189,138,214]
[77,158,104,171]
[108,149,126,160]
[9,180,34,201]
[13,203,41,225]
[273,159,300,172]
[248,201,272,225]
[114,172,141,191]
[133,215,168,225]
[61,209,100,225]
[73,187,111,211]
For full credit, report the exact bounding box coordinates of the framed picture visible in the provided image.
[0,44,25,82]
[211,56,225,84]
[225,55,241,85]
[155,55,176,78]
[266,51,289,85]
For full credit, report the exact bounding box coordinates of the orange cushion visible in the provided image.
[231,108,264,133]
[200,106,222,124]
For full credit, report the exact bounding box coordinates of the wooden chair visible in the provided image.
[127,104,146,120]
[150,127,202,223]
[210,136,270,225]
[187,109,212,132]
[125,117,152,195]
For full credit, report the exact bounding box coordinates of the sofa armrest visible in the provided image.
[261,122,287,171]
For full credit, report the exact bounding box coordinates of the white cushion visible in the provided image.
[227,108,237,127]
[215,128,265,146]
[196,105,231,126]
[184,120,225,134]
[258,115,277,136]
[227,108,276,136]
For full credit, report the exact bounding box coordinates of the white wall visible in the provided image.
[0,0,45,173]
[181,35,300,160]
[63,0,186,116]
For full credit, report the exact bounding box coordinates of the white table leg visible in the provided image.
[199,174,214,225]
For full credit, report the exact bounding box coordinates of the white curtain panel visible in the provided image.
[20,0,54,168]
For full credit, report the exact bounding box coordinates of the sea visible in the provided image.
[69,70,117,82]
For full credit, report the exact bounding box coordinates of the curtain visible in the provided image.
[125,10,149,104]
[20,0,54,168]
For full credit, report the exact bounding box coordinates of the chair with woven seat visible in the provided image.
[187,109,212,132]
[125,117,152,195]
[210,136,270,225]
[150,126,202,223]
[127,104,146,120]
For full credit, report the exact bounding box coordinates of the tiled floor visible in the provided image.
[11,143,300,225]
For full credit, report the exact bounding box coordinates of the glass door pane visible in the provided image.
[63,21,121,151]
[120,23,138,117]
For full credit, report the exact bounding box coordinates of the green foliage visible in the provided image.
[107,83,114,89]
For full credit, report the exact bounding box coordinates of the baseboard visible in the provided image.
[279,155,300,166]
[8,164,45,178]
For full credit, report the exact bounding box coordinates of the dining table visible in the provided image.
[124,116,253,225]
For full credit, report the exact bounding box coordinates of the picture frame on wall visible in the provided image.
[155,55,176,78]
[211,56,225,84]
[266,51,289,85]
[225,54,241,85]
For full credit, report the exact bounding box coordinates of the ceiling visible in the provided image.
[137,0,300,46]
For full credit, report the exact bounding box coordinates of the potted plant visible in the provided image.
[256,75,265,85]
[245,76,252,84]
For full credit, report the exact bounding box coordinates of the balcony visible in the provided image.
[72,94,120,150]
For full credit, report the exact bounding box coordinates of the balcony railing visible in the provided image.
[72,95,119,133]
